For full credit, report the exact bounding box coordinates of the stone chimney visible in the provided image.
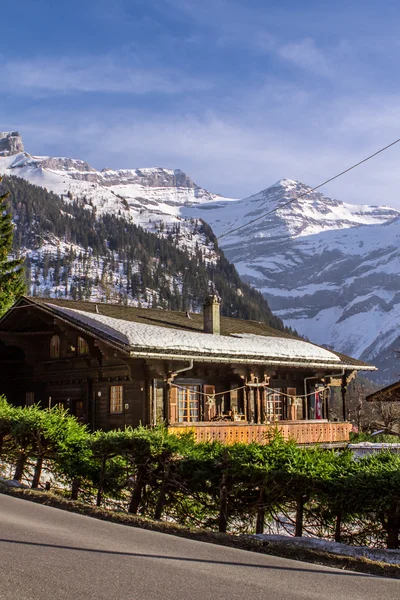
[203,295,221,335]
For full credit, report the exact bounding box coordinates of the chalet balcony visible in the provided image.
[168,420,352,445]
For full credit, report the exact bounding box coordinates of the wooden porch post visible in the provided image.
[260,386,266,423]
[255,387,261,424]
[324,386,330,421]
[341,374,348,421]
[163,381,169,423]
[303,393,309,420]
[245,386,253,423]
[273,391,276,422]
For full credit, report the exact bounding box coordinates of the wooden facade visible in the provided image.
[0,297,375,444]
[169,421,353,445]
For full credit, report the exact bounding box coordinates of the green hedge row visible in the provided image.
[0,397,399,549]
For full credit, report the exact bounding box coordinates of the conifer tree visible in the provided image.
[0,178,25,315]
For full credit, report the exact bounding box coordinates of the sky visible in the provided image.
[2,0,400,206]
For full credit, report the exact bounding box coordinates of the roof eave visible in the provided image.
[128,349,376,370]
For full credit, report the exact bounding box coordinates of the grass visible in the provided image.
[0,482,399,579]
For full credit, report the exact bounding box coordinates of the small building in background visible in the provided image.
[366,381,400,403]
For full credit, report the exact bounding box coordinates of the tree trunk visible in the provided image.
[386,514,400,549]
[334,511,342,543]
[13,450,27,482]
[129,469,145,514]
[218,470,228,533]
[31,455,43,489]
[295,495,304,537]
[71,478,81,501]
[154,463,171,521]
[96,487,103,508]
[387,528,399,550]
[256,488,265,534]
[96,456,107,507]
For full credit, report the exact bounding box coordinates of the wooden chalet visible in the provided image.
[366,381,400,403]
[0,296,376,445]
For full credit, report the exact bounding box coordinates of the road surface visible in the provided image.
[0,494,398,600]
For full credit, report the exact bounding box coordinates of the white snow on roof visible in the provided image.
[48,305,341,363]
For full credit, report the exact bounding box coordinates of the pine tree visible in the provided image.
[0,178,25,315]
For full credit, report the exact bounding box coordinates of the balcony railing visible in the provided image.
[168,420,352,445]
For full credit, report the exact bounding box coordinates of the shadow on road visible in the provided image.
[0,538,375,578]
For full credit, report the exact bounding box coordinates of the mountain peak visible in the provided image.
[271,178,299,189]
[0,132,24,157]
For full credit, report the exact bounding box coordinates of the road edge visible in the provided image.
[0,484,398,579]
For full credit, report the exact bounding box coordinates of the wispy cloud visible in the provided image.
[1,55,212,96]
[277,38,332,76]
[7,84,400,209]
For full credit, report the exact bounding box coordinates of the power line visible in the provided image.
[217,136,400,240]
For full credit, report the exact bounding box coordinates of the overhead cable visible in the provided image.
[218,137,400,240]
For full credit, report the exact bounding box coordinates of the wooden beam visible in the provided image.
[1,331,56,336]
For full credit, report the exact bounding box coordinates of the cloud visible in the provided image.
[277,38,332,76]
[1,55,212,96]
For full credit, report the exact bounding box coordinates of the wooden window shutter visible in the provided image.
[169,386,178,423]
[203,385,216,421]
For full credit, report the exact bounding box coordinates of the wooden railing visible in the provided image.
[168,420,352,445]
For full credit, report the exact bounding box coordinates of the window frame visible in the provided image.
[50,335,60,359]
[177,385,201,423]
[77,336,89,356]
[265,388,283,422]
[110,385,124,414]
[25,391,35,406]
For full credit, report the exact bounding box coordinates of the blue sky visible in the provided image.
[2,0,400,205]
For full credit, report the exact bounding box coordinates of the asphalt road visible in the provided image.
[0,494,399,600]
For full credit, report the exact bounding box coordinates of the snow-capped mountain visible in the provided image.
[186,180,400,382]
[2,132,400,382]
[0,131,239,266]
[184,178,399,241]
[0,132,235,218]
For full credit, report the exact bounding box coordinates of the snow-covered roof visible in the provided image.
[48,304,348,366]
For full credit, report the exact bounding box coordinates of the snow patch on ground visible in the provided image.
[0,477,29,489]
[253,534,400,565]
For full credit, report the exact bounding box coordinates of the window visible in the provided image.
[77,336,89,355]
[74,400,84,419]
[265,388,282,421]
[50,335,60,359]
[177,385,200,422]
[25,392,35,406]
[110,385,123,413]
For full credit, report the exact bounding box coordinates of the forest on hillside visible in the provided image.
[1,175,291,331]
